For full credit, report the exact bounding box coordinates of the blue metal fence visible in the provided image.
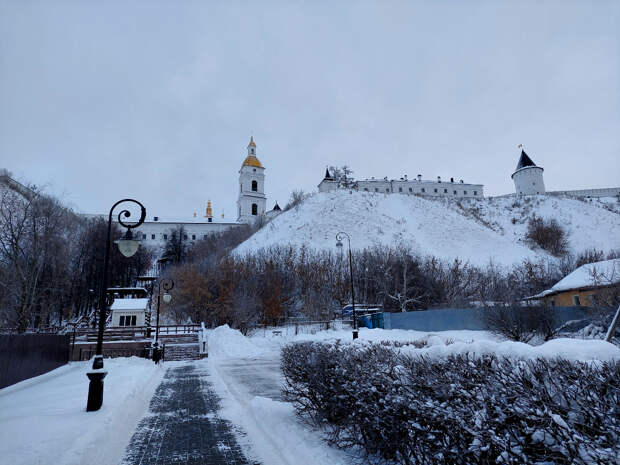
[382,307,590,332]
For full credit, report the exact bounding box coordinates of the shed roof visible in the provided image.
[533,258,620,298]
[110,298,149,311]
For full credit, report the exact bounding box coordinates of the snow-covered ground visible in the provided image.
[235,191,620,266]
[0,357,164,465]
[205,325,620,465]
[3,326,618,465]
[447,195,620,256]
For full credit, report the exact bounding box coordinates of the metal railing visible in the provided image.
[258,319,350,336]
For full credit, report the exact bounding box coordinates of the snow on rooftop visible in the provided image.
[536,258,620,297]
[110,298,149,310]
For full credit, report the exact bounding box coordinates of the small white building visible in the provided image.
[110,298,150,327]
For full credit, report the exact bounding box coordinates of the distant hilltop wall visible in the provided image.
[547,187,620,198]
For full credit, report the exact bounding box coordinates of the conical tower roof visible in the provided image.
[515,150,537,171]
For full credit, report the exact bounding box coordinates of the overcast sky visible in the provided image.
[1,1,618,219]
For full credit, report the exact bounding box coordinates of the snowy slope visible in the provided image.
[236,191,620,266]
[447,195,620,256]
[236,191,550,266]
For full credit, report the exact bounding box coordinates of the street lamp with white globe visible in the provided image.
[154,278,174,361]
[86,199,146,412]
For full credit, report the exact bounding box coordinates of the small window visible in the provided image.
[252,203,258,215]
[453,190,457,195]
[375,188,378,192]
[474,191,477,196]
[421,188,425,193]
[444,189,448,193]
[409,187,412,192]
[464,190,468,195]
[573,295,581,306]
[399,187,402,192]
[131,315,137,326]
[434,188,437,193]
[192,234,196,240]
[151,234,155,240]
[253,168,256,172]
[142,234,146,240]
[119,316,125,326]
[183,234,188,240]
[364,188,368,191]
[163,234,168,240]
[252,180,258,191]
[204,234,208,240]
[386,188,389,193]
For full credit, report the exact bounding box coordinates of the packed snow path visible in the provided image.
[213,356,284,401]
[121,363,257,465]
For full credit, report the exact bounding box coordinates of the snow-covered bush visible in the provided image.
[282,342,620,464]
[481,305,558,342]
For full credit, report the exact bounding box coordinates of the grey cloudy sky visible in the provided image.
[1,1,618,219]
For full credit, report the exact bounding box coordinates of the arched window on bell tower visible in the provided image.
[252,180,258,191]
[252,203,258,215]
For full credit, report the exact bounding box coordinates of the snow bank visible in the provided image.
[405,337,620,362]
[212,324,619,362]
[208,324,268,359]
[0,357,164,465]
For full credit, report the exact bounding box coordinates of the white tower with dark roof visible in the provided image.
[511,148,545,195]
[237,137,267,223]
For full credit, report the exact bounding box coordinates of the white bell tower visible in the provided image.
[237,136,267,223]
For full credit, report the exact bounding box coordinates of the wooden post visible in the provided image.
[605,304,620,342]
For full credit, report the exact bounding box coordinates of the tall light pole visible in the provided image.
[87,199,146,412]
[336,231,358,340]
[153,278,174,363]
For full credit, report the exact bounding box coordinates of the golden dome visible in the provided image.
[242,155,263,168]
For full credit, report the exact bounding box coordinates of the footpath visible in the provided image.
[120,362,258,465]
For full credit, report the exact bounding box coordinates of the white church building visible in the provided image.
[131,137,281,251]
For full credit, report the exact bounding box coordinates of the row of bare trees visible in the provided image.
[0,185,152,331]
[160,228,619,331]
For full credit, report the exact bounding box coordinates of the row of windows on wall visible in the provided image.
[119,315,137,326]
[140,233,212,241]
[363,187,478,196]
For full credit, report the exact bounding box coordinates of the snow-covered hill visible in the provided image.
[235,191,620,267]
[445,195,620,256]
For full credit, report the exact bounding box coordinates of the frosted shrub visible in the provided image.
[282,342,620,465]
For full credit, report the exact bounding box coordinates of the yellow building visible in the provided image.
[532,258,620,307]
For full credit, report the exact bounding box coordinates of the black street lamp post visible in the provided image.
[86,199,146,412]
[153,278,173,364]
[336,231,358,340]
